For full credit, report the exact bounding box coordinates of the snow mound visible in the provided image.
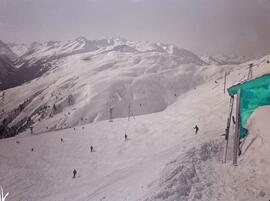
[250,55,270,78]
[145,140,223,201]
[144,106,270,201]
[239,106,270,196]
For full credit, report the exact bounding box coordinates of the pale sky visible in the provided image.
[1,0,270,56]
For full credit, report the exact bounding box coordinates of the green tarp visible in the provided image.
[228,73,270,138]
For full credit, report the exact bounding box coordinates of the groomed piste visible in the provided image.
[0,39,270,201]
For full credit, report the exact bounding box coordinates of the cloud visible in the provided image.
[131,0,144,3]
[1,0,270,56]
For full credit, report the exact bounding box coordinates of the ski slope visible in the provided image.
[1,38,270,201]
[0,76,229,201]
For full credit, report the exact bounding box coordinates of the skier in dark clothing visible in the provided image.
[232,116,236,124]
[90,146,94,152]
[31,148,34,152]
[238,140,242,156]
[30,127,33,134]
[125,134,128,141]
[61,138,63,142]
[73,169,77,178]
[194,125,199,134]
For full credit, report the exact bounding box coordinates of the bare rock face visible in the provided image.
[0,55,16,81]
[0,41,17,87]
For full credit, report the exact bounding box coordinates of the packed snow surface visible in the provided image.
[0,38,269,201]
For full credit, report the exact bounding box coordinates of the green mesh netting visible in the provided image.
[228,74,270,138]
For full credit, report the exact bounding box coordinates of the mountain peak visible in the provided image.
[75,36,88,43]
[0,40,18,61]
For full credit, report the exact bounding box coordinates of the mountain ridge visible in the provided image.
[0,37,257,138]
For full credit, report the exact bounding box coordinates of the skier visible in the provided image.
[61,138,63,142]
[193,125,199,134]
[238,140,242,156]
[30,127,33,134]
[90,146,94,152]
[232,116,236,124]
[31,148,34,152]
[125,134,128,141]
[73,169,77,178]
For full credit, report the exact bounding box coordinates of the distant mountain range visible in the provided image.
[0,37,254,90]
[0,37,256,137]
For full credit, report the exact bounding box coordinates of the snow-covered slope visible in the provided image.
[0,38,209,137]
[1,55,269,201]
[0,40,18,62]
[200,54,252,65]
[0,80,228,201]
[0,55,16,82]
[0,41,17,86]
[6,42,30,57]
[0,37,269,201]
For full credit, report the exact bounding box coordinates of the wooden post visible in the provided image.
[128,103,131,121]
[233,90,241,166]
[109,108,113,122]
[128,102,135,121]
[224,72,227,94]
[247,63,253,80]
[223,95,234,163]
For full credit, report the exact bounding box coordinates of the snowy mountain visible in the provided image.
[6,42,30,57]
[1,38,206,90]
[0,37,210,137]
[3,39,253,91]
[7,37,205,66]
[0,55,16,83]
[0,42,46,90]
[0,37,269,201]
[0,41,18,86]
[0,52,269,201]
[0,40,18,61]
